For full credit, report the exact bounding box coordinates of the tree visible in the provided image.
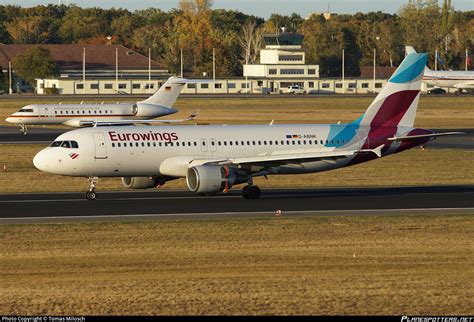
[12,47,58,87]
[399,0,441,60]
[59,6,108,43]
[339,27,361,76]
[239,21,264,65]
[211,9,263,34]
[111,14,143,46]
[6,15,60,44]
[175,0,214,75]
[134,8,173,25]
[265,13,303,33]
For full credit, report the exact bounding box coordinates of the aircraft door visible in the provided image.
[44,107,53,119]
[93,132,108,159]
[357,129,369,149]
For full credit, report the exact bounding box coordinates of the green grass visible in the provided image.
[0,214,472,315]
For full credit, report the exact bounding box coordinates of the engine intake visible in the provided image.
[121,176,166,189]
[186,165,246,194]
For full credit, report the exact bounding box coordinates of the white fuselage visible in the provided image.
[33,123,419,179]
[5,103,176,127]
[423,69,474,89]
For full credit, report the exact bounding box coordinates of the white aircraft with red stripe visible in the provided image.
[5,77,197,134]
[33,53,462,200]
[406,46,474,93]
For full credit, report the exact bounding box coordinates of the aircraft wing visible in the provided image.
[85,111,199,127]
[388,132,464,142]
[191,146,384,170]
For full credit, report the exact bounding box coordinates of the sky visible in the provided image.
[1,0,473,18]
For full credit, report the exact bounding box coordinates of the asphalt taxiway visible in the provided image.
[0,186,472,224]
[0,126,473,150]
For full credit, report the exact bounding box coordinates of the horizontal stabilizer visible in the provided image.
[359,144,385,158]
[388,132,464,141]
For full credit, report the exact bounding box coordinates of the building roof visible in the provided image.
[0,44,164,71]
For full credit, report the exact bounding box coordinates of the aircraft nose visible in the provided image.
[5,116,15,124]
[33,149,50,172]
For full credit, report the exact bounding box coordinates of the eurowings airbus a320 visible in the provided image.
[33,53,462,200]
[6,76,198,134]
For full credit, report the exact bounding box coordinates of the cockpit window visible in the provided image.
[50,141,79,148]
[19,108,34,113]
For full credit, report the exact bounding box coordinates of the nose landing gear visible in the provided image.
[20,124,27,135]
[85,176,98,200]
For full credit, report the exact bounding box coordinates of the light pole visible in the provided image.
[148,47,151,94]
[115,47,118,93]
[8,61,12,95]
[213,48,216,94]
[373,36,380,94]
[180,48,183,78]
[342,49,345,94]
[466,48,469,71]
[82,47,86,94]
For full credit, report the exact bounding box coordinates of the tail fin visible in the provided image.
[406,46,431,71]
[405,46,417,55]
[139,76,188,108]
[359,53,428,128]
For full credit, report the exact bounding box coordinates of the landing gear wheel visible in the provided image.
[85,176,98,201]
[85,191,97,200]
[242,185,261,199]
[20,124,27,135]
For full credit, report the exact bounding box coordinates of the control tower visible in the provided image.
[243,33,319,80]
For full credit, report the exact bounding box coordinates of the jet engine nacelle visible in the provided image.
[121,176,165,189]
[186,165,247,194]
[135,103,177,118]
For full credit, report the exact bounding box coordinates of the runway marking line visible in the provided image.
[1,207,473,221]
[0,195,242,203]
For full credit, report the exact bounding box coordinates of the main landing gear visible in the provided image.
[85,176,98,200]
[242,185,261,199]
